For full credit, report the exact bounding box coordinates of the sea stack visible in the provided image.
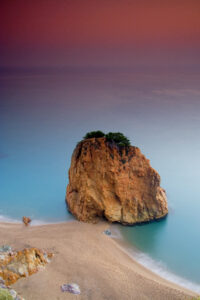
[66,136,168,224]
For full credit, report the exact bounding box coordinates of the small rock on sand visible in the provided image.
[61,283,81,294]
[22,217,31,226]
[103,229,111,236]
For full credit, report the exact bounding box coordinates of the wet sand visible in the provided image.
[0,221,198,300]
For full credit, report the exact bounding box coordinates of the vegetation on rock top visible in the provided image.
[83,130,105,139]
[83,131,131,147]
[105,132,130,147]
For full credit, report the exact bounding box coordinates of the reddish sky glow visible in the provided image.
[0,0,200,67]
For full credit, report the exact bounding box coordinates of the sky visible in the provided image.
[0,0,200,67]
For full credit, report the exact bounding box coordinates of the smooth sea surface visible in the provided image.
[1,67,200,291]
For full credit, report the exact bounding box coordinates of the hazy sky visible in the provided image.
[1,0,200,67]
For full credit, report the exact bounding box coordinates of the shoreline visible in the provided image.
[0,220,198,299]
[0,214,74,226]
[110,224,200,294]
[111,230,200,295]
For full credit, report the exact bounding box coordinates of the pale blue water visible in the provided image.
[1,67,200,290]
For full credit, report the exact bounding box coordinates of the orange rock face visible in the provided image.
[66,138,168,224]
[0,248,52,285]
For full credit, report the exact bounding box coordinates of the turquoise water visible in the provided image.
[1,67,200,290]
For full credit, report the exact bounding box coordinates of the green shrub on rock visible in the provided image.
[83,130,131,147]
[105,132,130,147]
[83,131,105,139]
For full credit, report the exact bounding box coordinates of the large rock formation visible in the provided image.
[66,137,168,224]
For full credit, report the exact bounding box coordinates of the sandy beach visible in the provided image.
[0,221,198,300]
